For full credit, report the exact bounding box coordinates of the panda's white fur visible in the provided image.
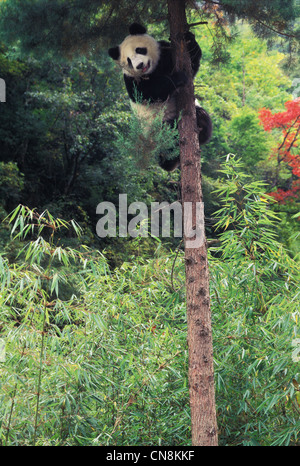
[119,34,160,78]
[130,96,177,129]
[118,33,178,126]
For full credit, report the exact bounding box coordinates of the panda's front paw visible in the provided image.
[172,71,188,87]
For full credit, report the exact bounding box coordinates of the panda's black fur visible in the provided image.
[108,23,212,171]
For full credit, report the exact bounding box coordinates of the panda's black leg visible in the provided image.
[159,155,180,171]
[196,105,212,145]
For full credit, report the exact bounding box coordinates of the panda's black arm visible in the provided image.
[184,32,202,77]
[124,73,187,103]
[158,34,201,77]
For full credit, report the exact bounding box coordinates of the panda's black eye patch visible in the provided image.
[127,57,133,68]
[136,47,147,55]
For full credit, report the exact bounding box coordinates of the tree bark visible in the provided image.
[167,0,218,446]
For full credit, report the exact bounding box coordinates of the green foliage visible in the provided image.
[0,2,299,445]
[0,46,42,168]
[271,207,300,259]
[210,156,300,445]
[0,12,297,253]
[0,162,24,208]
[209,0,299,41]
[0,162,24,249]
[0,205,188,446]
[1,158,299,446]
[0,0,167,56]
[227,109,271,166]
[115,101,180,171]
[194,23,292,176]
[0,43,180,243]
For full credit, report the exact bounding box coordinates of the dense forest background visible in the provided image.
[0,0,299,446]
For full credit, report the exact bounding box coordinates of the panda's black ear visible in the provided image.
[108,46,120,60]
[129,23,147,35]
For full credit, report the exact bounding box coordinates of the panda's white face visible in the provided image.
[119,34,160,77]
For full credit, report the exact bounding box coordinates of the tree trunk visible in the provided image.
[167,0,218,446]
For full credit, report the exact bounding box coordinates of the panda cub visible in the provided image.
[108,23,212,171]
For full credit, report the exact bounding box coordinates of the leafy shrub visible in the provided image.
[0,157,299,446]
[115,97,180,171]
[210,156,300,445]
[0,206,189,446]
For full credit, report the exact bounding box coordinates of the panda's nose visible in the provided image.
[136,62,144,70]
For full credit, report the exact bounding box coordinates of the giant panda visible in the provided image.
[108,23,212,171]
